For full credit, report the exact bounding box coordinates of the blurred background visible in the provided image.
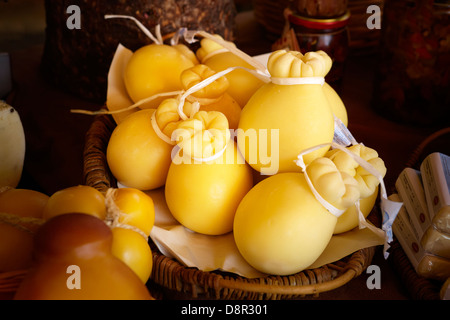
[1,0,448,301]
[0,0,46,52]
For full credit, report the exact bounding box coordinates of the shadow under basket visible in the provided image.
[82,114,379,300]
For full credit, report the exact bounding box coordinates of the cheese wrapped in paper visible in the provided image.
[421,153,450,224]
[196,35,227,62]
[391,193,450,281]
[180,64,241,129]
[173,44,199,65]
[421,226,450,259]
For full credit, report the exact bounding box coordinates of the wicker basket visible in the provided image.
[83,114,378,300]
[253,0,384,53]
[0,269,27,298]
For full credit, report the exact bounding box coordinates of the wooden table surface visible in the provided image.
[4,10,448,300]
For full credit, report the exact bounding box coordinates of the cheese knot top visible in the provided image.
[172,111,230,160]
[267,50,332,78]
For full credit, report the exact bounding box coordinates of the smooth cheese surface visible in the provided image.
[233,172,337,275]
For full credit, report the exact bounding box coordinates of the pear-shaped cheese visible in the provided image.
[172,110,231,161]
[233,172,337,275]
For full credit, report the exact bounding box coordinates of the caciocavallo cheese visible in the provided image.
[433,205,450,235]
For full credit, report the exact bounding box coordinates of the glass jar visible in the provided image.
[287,10,351,91]
[372,0,450,126]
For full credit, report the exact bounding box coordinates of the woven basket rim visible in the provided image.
[81,114,378,299]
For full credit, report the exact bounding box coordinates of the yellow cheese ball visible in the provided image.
[237,83,334,174]
[233,172,337,275]
[334,186,379,234]
[165,141,253,235]
[173,44,200,65]
[180,64,242,129]
[106,109,172,190]
[237,50,336,174]
[124,44,194,109]
[0,188,48,272]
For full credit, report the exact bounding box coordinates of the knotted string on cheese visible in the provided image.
[104,188,149,240]
[171,110,231,162]
[195,34,235,64]
[267,50,332,85]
